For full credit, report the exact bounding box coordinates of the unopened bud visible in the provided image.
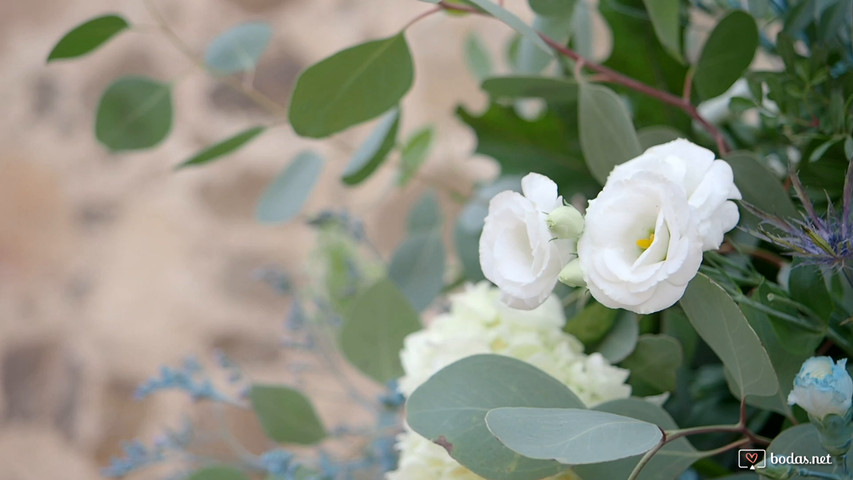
[558,259,586,288]
[546,205,584,240]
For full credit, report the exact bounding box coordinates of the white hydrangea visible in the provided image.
[388,283,631,480]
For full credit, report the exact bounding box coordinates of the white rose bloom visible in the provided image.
[479,173,576,310]
[578,170,704,314]
[606,139,741,251]
[787,356,853,420]
[389,283,630,480]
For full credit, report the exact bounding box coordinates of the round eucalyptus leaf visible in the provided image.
[204,22,273,75]
[95,76,173,151]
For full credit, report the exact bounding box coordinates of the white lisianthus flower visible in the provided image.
[479,173,576,310]
[606,139,741,251]
[788,356,853,420]
[388,283,630,480]
[578,170,705,314]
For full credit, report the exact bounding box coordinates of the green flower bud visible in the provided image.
[558,259,586,288]
[546,205,584,240]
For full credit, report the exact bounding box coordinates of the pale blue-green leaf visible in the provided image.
[694,11,758,99]
[249,384,326,444]
[407,354,583,480]
[48,15,130,62]
[342,108,399,185]
[465,32,493,81]
[95,76,172,151]
[529,0,577,17]
[724,151,798,220]
[516,15,570,74]
[596,311,639,363]
[486,407,662,464]
[579,83,642,184]
[407,191,442,234]
[481,75,578,103]
[679,273,778,398]
[466,0,550,53]
[289,34,414,138]
[620,334,682,395]
[388,231,445,311]
[186,466,249,480]
[177,126,266,169]
[255,151,324,224]
[767,424,853,476]
[571,0,594,59]
[642,0,682,62]
[204,22,273,74]
[637,126,683,150]
[340,278,421,383]
[573,398,702,480]
[398,126,434,187]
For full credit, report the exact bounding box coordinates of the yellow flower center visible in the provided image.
[636,233,655,250]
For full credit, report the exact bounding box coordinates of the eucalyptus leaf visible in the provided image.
[255,151,324,224]
[398,126,434,187]
[177,126,266,169]
[204,22,273,74]
[767,424,853,476]
[407,192,442,234]
[596,311,639,363]
[481,75,578,103]
[249,384,326,445]
[485,407,662,464]
[563,301,617,346]
[466,0,551,53]
[342,108,399,185]
[465,32,493,81]
[389,230,445,311]
[516,15,571,74]
[95,76,173,151]
[340,278,421,383]
[637,126,683,150]
[289,34,414,138]
[47,15,129,62]
[679,273,778,398]
[620,334,683,396]
[642,0,682,62]
[694,11,759,100]
[407,354,583,480]
[579,82,642,184]
[724,151,798,222]
[528,0,577,17]
[186,466,249,480]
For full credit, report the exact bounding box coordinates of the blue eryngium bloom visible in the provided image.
[743,160,853,284]
[788,356,853,419]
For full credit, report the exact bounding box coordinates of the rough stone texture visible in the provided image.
[0,0,506,477]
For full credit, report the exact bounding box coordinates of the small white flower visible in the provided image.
[606,139,741,251]
[578,170,704,314]
[479,173,576,310]
[788,356,853,420]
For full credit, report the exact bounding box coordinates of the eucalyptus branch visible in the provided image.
[435,1,730,155]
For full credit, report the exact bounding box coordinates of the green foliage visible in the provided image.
[289,34,414,138]
[620,334,683,396]
[481,75,578,103]
[48,15,129,62]
[485,407,663,464]
[342,108,400,185]
[339,278,421,383]
[767,424,853,477]
[204,22,273,75]
[527,0,576,17]
[724,151,798,221]
[255,151,325,224]
[406,354,583,480]
[398,126,434,187]
[578,82,642,184]
[464,32,493,81]
[177,126,266,169]
[388,230,445,311]
[679,273,778,399]
[95,76,173,151]
[249,384,326,445]
[641,0,682,62]
[465,0,550,54]
[186,466,250,480]
[694,11,758,100]
[563,301,617,346]
[596,311,639,363]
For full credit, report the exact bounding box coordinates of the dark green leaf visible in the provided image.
[563,301,617,346]
[407,354,583,480]
[724,151,798,225]
[249,384,325,444]
[389,231,445,311]
[465,32,493,81]
[186,466,249,480]
[255,151,324,224]
[642,0,682,61]
[340,278,421,383]
[637,126,683,150]
[578,82,642,184]
[176,126,266,169]
[679,273,778,398]
[756,280,825,355]
[481,75,578,103]
[694,11,759,100]
[47,15,129,62]
[342,108,399,185]
[289,34,414,138]
[788,260,834,320]
[529,0,577,17]
[204,22,273,75]
[95,76,173,151]
[620,334,682,396]
[398,126,434,187]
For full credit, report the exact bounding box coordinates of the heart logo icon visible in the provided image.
[745,452,759,464]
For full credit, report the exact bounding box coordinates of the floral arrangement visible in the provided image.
[47,0,853,479]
